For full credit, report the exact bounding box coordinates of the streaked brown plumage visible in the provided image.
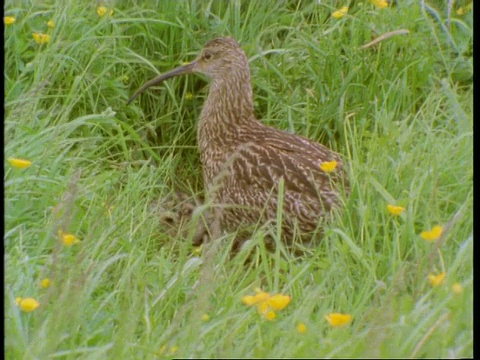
[128,37,348,247]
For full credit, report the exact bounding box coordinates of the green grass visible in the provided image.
[5,0,472,358]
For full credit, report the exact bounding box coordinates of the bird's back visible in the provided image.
[208,120,347,243]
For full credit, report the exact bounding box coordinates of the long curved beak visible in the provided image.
[127,61,197,105]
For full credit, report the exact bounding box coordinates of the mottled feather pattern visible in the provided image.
[202,133,345,237]
[195,38,347,241]
[130,37,348,246]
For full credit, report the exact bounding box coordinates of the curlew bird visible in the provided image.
[128,37,348,249]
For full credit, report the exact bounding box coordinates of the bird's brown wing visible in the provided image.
[224,136,344,214]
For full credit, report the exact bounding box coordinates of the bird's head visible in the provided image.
[127,37,248,105]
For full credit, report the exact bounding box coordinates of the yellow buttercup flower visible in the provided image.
[420,225,443,242]
[297,322,307,333]
[58,229,80,246]
[97,6,114,17]
[387,204,405,216]
[242,289,291,320]
[428,272,446,287]
[370,0,389,9]
[241,290,270,306]
[325,312,353,327]
[201,313,210,321]
[4,16,16,25]
[320,160,338,173]
[16,297,40,312]
[8,158,32,169]
[332,6,348,19]
[97,6,107,17]
[266,294,291,311]
[32,32,51,44]
[47,20,54,28]
[185,92,193,100]
[40,278,51,289]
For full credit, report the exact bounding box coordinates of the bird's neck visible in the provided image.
[198,69,257,148]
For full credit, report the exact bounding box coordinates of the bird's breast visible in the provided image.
[197,113,246,186]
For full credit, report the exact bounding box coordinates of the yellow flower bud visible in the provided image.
[40,278,51,289]
[371,0,389,9]
[451,283,464,294]
[332,6,348,19]
[387,204,405,216]
[428,272,446,287]
[17,297,40,312]
[58,230,80,246]
[325,312,353,327]
[8,158,32,169]
[297,322,307,333]
[4,16,16,25]
[420,225,443,242]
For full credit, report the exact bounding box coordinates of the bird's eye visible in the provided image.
[203,52,213,61]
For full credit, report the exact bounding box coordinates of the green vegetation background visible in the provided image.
[5,0,472,358]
